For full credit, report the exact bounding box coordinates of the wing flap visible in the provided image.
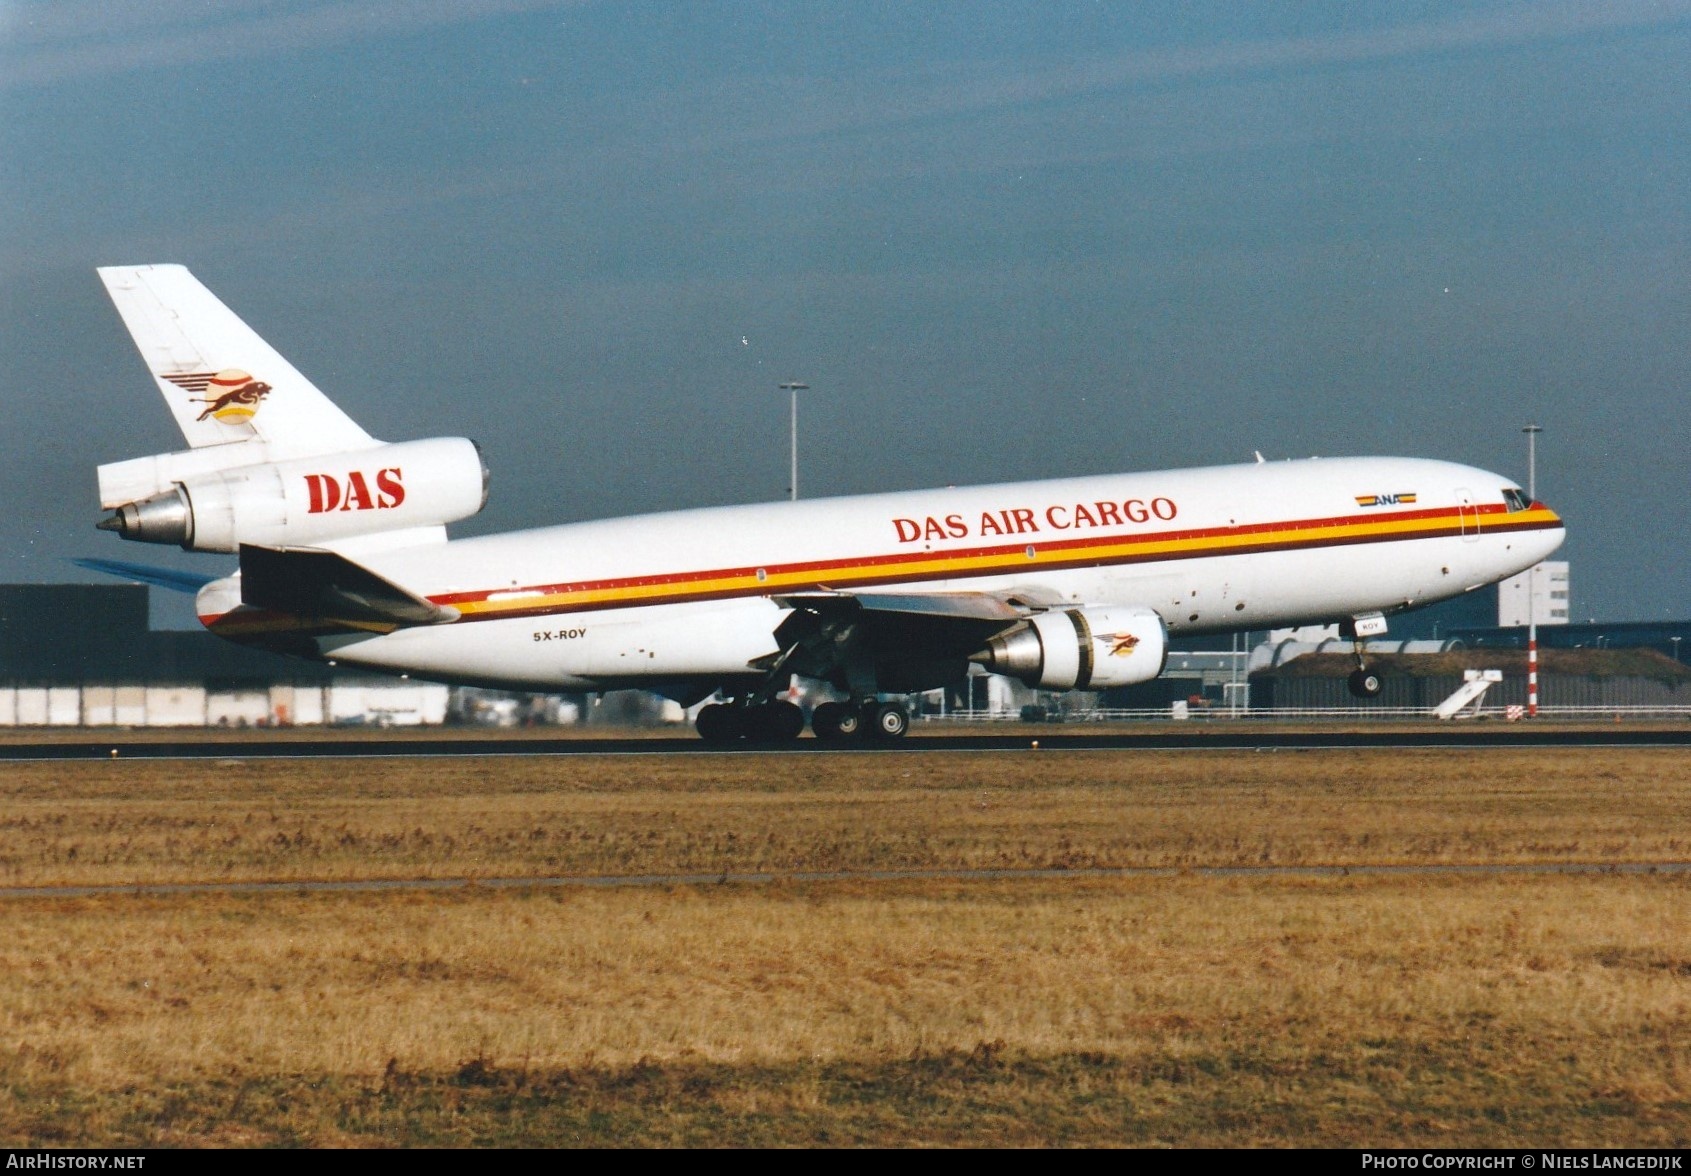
[774,590,1025,622]
[773,591,1031,689]
[239,544,454,628]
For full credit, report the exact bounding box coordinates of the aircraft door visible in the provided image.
[1455,487,1480,541]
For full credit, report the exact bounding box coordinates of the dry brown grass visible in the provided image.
[0,749,1686,887]
[4,875,1691,1146]
[1,748,1689,1145]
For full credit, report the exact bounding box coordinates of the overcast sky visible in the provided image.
[3,1,1687,627]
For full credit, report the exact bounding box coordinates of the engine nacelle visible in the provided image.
[972,605,1168,691]
[97,437,488,552]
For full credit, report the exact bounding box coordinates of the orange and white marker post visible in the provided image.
[1527,629,1539,718]
[1522,424,1543,720]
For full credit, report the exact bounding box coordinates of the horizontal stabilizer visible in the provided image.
[73,556,220,595]
[239,544,455,627]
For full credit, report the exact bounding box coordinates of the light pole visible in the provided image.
[779,382,809,501]
[1522,424,1543,717]
[1523,424,1541,501]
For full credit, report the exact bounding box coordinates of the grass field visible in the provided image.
[2,747,1689,1146]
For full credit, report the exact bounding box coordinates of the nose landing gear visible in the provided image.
[1342,612,1389,699]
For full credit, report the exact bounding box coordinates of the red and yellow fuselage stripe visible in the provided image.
[202,503,1562,636]
[424,502,1563,624]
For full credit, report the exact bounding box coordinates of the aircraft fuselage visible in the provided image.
[201,454,1563,693]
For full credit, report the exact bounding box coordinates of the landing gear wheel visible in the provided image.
[1348,669,1383,699]
[865,702,910,740]
[695,703,738,743]
[747,700,805,742]
[810,701,857,740]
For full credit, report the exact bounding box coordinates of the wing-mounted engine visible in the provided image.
[96,437,488,552]
[769,593,1168,699]
[971,605,1168,690]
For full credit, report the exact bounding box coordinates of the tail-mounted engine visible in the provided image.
[972,605,1168,690]
[96,437,488,552]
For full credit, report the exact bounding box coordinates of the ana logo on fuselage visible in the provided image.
[1354,492,1418,508]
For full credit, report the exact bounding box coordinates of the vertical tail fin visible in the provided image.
[97,264,376,457]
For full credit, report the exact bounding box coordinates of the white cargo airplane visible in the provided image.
[90,265,1565,740]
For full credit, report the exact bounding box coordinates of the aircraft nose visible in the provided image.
[1529,500,1566,557]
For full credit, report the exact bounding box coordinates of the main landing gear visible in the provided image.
[694,699,804,743]
[812,700,909,741]
[694,699,911,743]
[696,622,916,743]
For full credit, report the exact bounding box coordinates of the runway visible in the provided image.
[2,725,1690,759]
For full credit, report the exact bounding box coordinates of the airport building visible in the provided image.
[0,583,447,727]
[0,582,695,728]
[1497,561,1571,627]
[1247,647,1691,712]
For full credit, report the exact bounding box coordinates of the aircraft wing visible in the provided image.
[239,544,457,629]
[775,590,1026,623]
[771,590,1034,694]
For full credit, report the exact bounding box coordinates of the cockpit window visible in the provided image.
[1502,488,1531,512]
